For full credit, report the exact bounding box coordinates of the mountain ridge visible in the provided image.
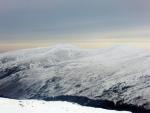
[0,45,150,113]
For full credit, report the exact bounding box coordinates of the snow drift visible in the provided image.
[0,97,130,113]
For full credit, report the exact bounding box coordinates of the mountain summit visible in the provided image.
[0,45,150,113]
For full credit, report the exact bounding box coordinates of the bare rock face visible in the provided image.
[0,45,150,113]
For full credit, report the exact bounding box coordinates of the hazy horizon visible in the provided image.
[1,0,150,52]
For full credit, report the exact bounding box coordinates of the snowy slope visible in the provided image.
[0,97,130,113]
[0,44,150,112]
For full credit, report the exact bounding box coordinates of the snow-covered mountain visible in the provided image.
[0,97,130,113]
[0,44,150,113]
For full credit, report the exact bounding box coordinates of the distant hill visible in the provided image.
[0,45,150,113]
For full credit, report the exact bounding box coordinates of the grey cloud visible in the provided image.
[0,0,150,41]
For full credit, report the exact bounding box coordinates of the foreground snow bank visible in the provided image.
[0,97,130,113]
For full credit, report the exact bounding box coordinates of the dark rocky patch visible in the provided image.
[32,95,150,113]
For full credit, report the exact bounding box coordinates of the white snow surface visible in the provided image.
[0,97,131,113]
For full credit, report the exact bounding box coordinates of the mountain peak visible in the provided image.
[0,44,150,113]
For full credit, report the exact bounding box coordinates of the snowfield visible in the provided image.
[0,97,131,113]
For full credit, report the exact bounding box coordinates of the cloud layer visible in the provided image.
[0,0,150,43]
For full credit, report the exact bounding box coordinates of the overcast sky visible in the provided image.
[0,0,150,50]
